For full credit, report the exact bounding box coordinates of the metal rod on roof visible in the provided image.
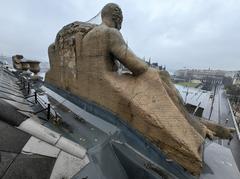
[193,102,201,116]
[208,83,218,120]
[47,104,51,120]
[34,91,37,104]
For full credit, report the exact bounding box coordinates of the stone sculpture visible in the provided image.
[45,3,234,175]
[20,61,30,71]
[27,60,41,75]
[12,55,23,71]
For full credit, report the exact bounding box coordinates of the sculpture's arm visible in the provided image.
[108,29,148,76]
[200,118,235,140]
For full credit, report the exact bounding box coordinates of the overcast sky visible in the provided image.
[0,0,240,71]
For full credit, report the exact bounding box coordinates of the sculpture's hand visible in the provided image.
[108,28,148,76]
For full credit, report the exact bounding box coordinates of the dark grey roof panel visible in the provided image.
[0,151,17,178]
[2,154,56,179]
[72,162,104,179]
[0,99,27,126]
[74,143,128,179]
[112,142,169,179]
[200,142,240,179]
[0,93,27,105]
[0,120,30,153]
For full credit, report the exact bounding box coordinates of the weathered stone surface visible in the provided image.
[45,3,222,175]
[27,60,41,75]
[12,55,23,70]
[198,117,235,139]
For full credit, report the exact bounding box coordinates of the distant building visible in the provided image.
[225,71,236,78]
[174,69,239,85]
[233,71,240,85]
[148,62,166,71]
[175,69,225,79]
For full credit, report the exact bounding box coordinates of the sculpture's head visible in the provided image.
[101,3,123,30]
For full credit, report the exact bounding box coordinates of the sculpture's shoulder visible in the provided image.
[104,25,123,38]
[86,24,122,38]
[55,21,96,44]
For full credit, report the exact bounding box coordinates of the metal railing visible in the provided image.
[18,71,60,122]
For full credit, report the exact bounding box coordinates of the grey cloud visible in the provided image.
[0,0,239,71]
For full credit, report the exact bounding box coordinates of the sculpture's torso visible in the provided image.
[81,24,115,74]
[45,21,204,175]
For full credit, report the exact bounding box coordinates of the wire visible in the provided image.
[85,11,101,24]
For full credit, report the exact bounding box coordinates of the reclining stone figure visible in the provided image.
[45,3,235,175]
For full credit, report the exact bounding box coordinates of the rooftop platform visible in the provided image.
[1,66,240,179]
